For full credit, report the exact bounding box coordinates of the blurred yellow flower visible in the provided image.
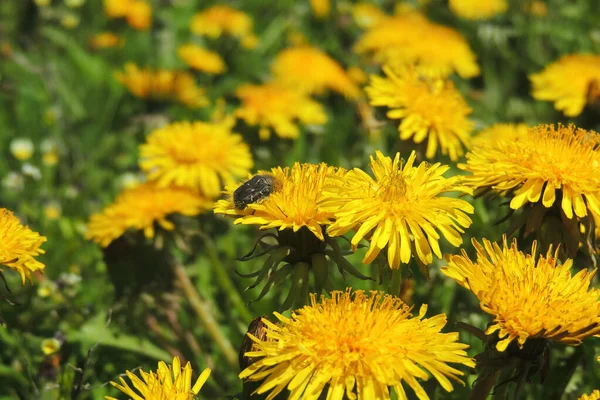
[34,0,51,6]
[449,0,508,20]
[190,5,258,49]
[115,63,208,108]
[10,138,34,161]
[272,46,361,99]
[240,289,474,400]
[524,0,547,16]
[103,0,151,30]
[177,44,226,74]
[367,66,474,160]
[443,236,600,351]
[139,119,253,198]
[215,163,343,241]
[310,0,330,18]
[86,182,211,247]
[43,203,61,221]
[580,390,600,400]
[89,32,123,49]
[352,2,387,29]
[0,208,46,284]
[235,83,327,140]
[471,122,528,148]
[530,54,600,117]
[321,151,473,270]
[65,0,85,8]
[460,124,600,220]
[354,11,479,78]
[107,357,211,400]
[60,13,80,29]
[41,338,61,355]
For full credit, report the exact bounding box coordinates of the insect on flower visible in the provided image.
[233,174,278,210]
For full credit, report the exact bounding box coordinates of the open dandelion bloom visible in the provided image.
[103,0,151,30]
[178,44,225,74]
[107,357,211,400]
[449,0,508,20]
[86,182,211,247]
[190,5,258,49]
[0,208,46,284]
[460,124,600,220]
[310,0,330,18]
[214,163,342,241]
[89,32,123,49]
[139,120,253,198]
[580,390,600,400]
[321,151,473,270]
[443,237,600,351]
[530,54,600,117]
[115,63,208,108]
[354,12,479,79]
[240,289,474,400]
[367,66,474,161]
[234,83,327,140]
[471,122,528,148]
[272,46,360,99]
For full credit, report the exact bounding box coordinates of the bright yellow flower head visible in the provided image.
[126,0,152,30]
[240,289,475,400]
[352,2,388,29]
[321,151,473,270]
[354,11,479,78]
[471,122,529,148]
[103,0,130,18]
[234,83,327,140]
[530,54,600,117]
[367,66,474,161]
[449,0,508,20]
[106,357,211,400]
[115,63,208,108]
[310,0,330,18]
[272,46,361,99]
[89,32,123,49]
[460,124,600,220]
[177,44,225,74]
[214,163,342,241]
[86,182,211,248]
[190,5,258,48]
[580,390,600,400]
[0,208,46,284]
[443,236,600,351]
[139,119,253,198]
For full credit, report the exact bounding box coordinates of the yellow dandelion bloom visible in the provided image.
[190,5,258,48]
[272,46,361,99]
[443,236,600,351]
[367,66,474,160]
[106,357,211,400]
[240,289,474,400]
[86,182,211,248]
[530,54,600,117]
[139,119,253,198]
[471,122,528,148]
[214,163,342,241]
[460,124,600,220]
[115,63,208,108]
[126,0,152,31]
[310,0,330,18]
[352,2,388,29]
[234,83,327,140]
[354,11,479,78]
[0,208,46,284]
[321,151,474,270]
[580,390,600,400]
[177,44,226,74]
[103,0,129,18]
[449,0,508,20]
[89,32,123,49]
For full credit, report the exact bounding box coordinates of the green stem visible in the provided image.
[389,268,402,297]
[469,371,499,400]
[172,263,238,367]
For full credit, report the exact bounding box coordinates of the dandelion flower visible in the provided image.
[352,2,388,29]
[234,83,327,140]
[107,357,211,400]
[354,11,479,78]
[530,54,600,117]
[240,289,474,400]
[103,0,129,18]
[272,46,361,99]
[443,236,600,351]
[0,208,46,284]
[177,44,225,74]
[190,5,258,49]
[139,119,253,197]
[471,122,528,148]
[321,151,473,270]
[309,0,330,18]
[103,0,151,30]
[86,182,211,248]
[449,0,508,20]
[89,32,123,49]
[580,390,600,400]
[10,138,34,161]
[367,66,474,160]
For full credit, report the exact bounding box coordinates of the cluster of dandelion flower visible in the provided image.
[366,65,474,160]
[190,5,258,49]
[107,356,211,400]
[115,63,208,109]
[239,289,475,400]
[103,0,151,31]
